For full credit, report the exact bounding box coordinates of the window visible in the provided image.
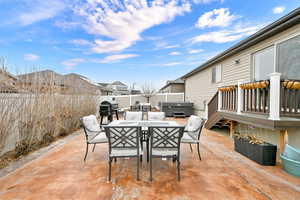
[212,65,222,83]
[277,34,300,80]
[253,46,274,81]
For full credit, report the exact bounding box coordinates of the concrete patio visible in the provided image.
[0,118,299,200]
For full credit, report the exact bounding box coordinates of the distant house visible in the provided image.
[0,69,18,93]
[17,70,108,95]
[108,81,130,95]
[160,78,185,93]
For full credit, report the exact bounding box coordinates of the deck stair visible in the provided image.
[205,92,223,129]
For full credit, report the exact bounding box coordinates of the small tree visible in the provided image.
[141,83,156,103]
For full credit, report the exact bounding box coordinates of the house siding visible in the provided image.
[184,23,300,149]
[185,23,300,117]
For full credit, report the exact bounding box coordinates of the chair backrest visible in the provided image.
[130,105,140,111]
[148,112,165,121]
[80,115,101,141]
[124,111,143,121]
[141,105,151,112]
[185,115,206,140]
[149,126,184,153]
[104,126,141,153]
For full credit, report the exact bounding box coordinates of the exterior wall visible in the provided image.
[184,23,300,147]
[185,24,300,116]
[161,84,184,93]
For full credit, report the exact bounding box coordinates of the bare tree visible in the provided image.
[141,83,156,103]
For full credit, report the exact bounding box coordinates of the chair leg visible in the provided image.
[100,116,103,125]
[92,144,96,152]
[150,156,153,181]
[109,158,112,181]
[197,143,202,160]
[189,144,193,152]
[137,156,140,181]
[84,143,89,161]
[177,160,181,181]
[146,139,149,163]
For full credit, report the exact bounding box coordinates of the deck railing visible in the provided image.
[240,80,270,114]
[207,92,218,120]
[216,73,300,119]
[219,85,237,111]
[280,80,300,117]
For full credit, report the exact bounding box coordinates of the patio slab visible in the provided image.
[0,118,299,200]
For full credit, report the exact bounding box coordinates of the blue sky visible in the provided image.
[0,0,299,88]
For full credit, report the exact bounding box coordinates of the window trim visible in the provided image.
[275,31,300,73]
[211,64,222,84]
[251,45,275,81]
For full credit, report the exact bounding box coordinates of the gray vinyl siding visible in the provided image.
[185,23,300,117]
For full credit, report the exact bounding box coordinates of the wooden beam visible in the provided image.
[279,130,288,160]
[229,121,236,138]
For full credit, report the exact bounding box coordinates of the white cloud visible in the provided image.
[74,0,191,53]
[191,25,261,44]
[24,53,40,61]
[162,62,182,66]
[188,49,204,54]
[195,8,237,29]
[61,58,85,67]
[165,45,180,49]
[193,0,224,4]
[19,0,66,26]
[70,39,91,46]
[169,51,181,55]
[273,6,285,14]
[92,54,139,63]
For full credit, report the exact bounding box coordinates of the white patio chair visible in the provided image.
[124,111,143,121]
[181,115,206,160]
[104,125,142,181]
[80,115,108,161]
[147,112,165,121]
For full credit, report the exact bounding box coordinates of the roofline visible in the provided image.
[160,81,184,91]
[181,7,300,79]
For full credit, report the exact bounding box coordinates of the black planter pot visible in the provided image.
[234,137,277,166]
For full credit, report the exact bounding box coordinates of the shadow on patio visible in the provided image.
[0,118,299,200]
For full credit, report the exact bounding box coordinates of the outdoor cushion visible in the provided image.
[125,111,143,121]
[152,148,178,156]
[185,115,203,132]
[89,132,108,143]
[82,115,101,138]
[181,132,198,143]
[148,112,165,121]
[110,148,143,157]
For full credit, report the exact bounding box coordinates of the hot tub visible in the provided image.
[280,144,300,177]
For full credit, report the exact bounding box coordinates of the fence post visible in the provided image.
[237,80,245,115]
[268,72,281,120]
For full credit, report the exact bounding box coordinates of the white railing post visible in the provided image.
[205,102,208,119]
[237,80,245,115]
[218,90,222,111]
[165,93,168,102]
[269,72,281,120]
[129,95,132,106]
